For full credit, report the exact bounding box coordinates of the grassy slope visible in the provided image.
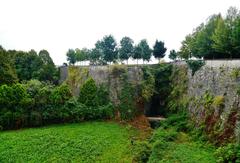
[0,122,133,163]
[149,130,216,163]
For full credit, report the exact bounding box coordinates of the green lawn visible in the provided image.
[149,131,216,163]
[0,122,133,163]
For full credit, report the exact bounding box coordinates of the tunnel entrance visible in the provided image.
[144,95,166,117]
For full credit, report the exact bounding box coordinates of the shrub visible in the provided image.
[215,143,240,163]
[203,91,214,109]
[237,85,240,96]
[150,128,178,143]
[212,96,225,108]
[95,84,109,106]
[61,97,86,122]
[140,67,155,102]
[148,140,170,162]
[231,68,240,80]
[78,78,98,107]
[0,84,14,107]
[186,60,205,76]
[51,83,72,105]
[158,113,190,132]
[119,83,136,120]
[133,141,152,163]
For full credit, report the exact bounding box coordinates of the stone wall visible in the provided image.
[188,62,240,143]
[61,65,143,106]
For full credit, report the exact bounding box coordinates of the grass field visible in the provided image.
[148,129,216,163]
[0,122,133,163]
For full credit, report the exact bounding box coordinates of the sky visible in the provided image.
[0,0,239,65]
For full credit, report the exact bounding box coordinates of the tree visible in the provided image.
[39,49,54,65]
[0,48,18,85]
[75,48,85,65]
[140,39,152,63]
[89,48,102,65]
[226,7,240,57]
[133,39,152,64]
[78,78,98,107]
[212,16,232,58]
[38,50,58,83]
[14,50,42,81]
[178,35,193,60]
[66,49,77,65]
[119,37,134,64]
[133,45,142,65]
[97,35,118,64]
[153,40,167,62]
[169,50,177,61]
[193,15,222,59]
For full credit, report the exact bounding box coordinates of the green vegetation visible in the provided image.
[186,60,205,76]
[65,35,167,65]
[0,47,58,84]
[0,79,113,130]
[231,68,240,79]
[0,122,134,162]
[178,7,240,59]
[153,40,167,62]
[133,114,216,163]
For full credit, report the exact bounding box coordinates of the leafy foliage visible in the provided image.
[186,60,205,76]
[66,49,77,65]
[79,78,98,107]
[119,37,134,63]
[215,143,240,163]
[0,48,18,85]
[179,7,240,59]
[153,40,167,60]
[119,82,137,120]
[169,49,177,61]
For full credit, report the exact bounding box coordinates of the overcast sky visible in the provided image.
[0,0,239,65]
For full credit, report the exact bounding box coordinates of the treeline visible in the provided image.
[178,7,240,59]
[0,46,59,85]
[66,36,167,65]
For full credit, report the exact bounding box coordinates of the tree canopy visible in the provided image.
[153,40,167,61]
[119,37,134,63]
[178,7,240,59]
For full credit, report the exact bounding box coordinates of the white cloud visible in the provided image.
[0,0,239,65]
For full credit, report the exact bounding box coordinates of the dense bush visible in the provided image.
[0,78,114,130]
[186,60,205,76]
[215,143,240,162]
[119,83,137,120]
[133,141,152,163]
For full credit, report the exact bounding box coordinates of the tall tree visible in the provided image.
[140,39,152,63]
[97,35,118,64]
[153,40,167,62]
[178,35,195,60]
[133,45,142,65]
[38,50,58,83]
[39,49,54,65]
[15,50,42,81]
[89,48,102,65]
[0,47,18,85]
[66,49,77,65]
[169,49,177,61]
[133,39,152,64]
[119,37,134,64]
[212,16,231,58]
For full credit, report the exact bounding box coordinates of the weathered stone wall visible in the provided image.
[188,62,240,143]
[61,65,143,106]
